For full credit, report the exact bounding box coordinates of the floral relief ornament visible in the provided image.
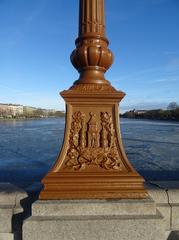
[64,111,124,171]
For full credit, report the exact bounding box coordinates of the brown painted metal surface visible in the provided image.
[39,0,148,199]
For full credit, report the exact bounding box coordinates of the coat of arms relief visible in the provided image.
[64,111,124,171]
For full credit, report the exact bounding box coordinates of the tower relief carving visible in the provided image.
[64,111,124,171]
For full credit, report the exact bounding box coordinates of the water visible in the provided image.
[0,118,179,189]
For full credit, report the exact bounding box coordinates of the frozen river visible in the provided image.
[0,118,179,189]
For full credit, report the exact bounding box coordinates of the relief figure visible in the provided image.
[87,112,99,148]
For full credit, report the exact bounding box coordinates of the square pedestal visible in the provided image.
[23,198,165,240]
[40,89,147,200]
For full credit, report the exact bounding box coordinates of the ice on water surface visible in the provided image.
[0,118,179,188]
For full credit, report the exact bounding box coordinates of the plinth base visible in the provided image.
[23,198,165,240]
[40,172,147,199]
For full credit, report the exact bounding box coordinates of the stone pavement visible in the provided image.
[1,182,179,240]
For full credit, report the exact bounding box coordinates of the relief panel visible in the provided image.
[63,110,125,171]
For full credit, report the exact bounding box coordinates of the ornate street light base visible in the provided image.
[40,84,147,199]
[40,0,148,199]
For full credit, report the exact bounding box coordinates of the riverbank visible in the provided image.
[0,116,65,121]
[121,108,179,122]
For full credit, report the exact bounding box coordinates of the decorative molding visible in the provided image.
[69,83,116,92]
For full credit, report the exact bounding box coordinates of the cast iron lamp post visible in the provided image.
[40,0,148,199]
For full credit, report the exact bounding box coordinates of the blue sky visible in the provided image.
[0,0,179,112]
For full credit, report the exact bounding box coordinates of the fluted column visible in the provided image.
[79,0,105,36]
[71,0,113,85]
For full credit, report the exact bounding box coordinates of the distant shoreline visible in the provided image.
[0,116,65,121]
[0,104,65,119]
[121,108,179,122]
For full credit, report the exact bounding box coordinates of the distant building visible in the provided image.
[23,106,37,114]
[0,103,23,116]
[134,110,148,115]
[42,109,56,114]
[0,103,64,118]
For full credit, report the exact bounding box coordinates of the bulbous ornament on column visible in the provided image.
[39,0,148,200]
[71,37,113,84]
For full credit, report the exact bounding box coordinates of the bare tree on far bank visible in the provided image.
[167,102,179,110]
